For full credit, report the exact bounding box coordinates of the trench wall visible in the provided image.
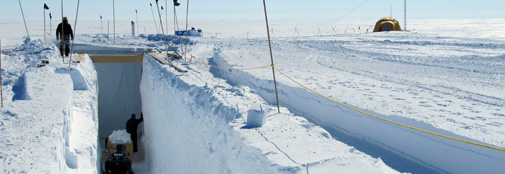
[139,54,276,173]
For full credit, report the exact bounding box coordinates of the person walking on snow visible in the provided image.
[126,113,143,152]
[56,17,74,57]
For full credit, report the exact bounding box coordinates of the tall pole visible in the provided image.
[262,0,280,113]
[161,6,164,31]
[18,0,30,39]
[100,16,103,35]
[43,3,49,42]
[173,2,183,57]
[184,0,190,61]
[404,0,407,31]
[173,5,176,33]
[49,13,52,36]
[113,0,116,44]
[135,10,139,36]
[69,0,80,67]
[44,7,46,42]
[165,0,168,35]
[390,4,392,18]
[150,3,159,34]
[61,0,64,61]
[1,38,3,107]
[155,0,171,63]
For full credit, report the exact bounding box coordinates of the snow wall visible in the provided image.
[0,41,99,173]
[6,71,74,173]
[211,50,505,174]
[59,55,101,173]
[95,62,142,138]
[139,54,277,173]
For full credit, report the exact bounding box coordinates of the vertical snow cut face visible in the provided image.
[140,54,276,174]
[12,74,31,101]
[55,68,89,91]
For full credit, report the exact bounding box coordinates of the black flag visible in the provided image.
[173,0,180,6]
[49,13,52,19]
[155,0,159,4]
[150,3,152,7]
[161,6,164,10]
[135,9,138,13]
[44,3,49,10]
[100,15,102,19]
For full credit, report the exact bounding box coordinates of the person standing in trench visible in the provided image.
[126,113,143,153]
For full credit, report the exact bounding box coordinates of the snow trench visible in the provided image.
[210,49,505,174]
[139,54,277,173]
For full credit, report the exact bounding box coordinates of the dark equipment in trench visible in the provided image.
[104,144,134,174]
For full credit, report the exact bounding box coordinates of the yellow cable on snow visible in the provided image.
[187,52,505,152]
[272,65,505,152]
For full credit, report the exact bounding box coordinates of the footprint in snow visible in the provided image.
[492,113,505,117]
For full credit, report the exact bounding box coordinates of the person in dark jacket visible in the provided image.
[56,17,74,57]
[126,113,143,152]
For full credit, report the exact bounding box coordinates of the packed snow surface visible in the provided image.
[1,19,505,174]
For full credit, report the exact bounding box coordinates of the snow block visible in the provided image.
[55,68,88,90]
[246,104,267,128]
[108,130,132,144]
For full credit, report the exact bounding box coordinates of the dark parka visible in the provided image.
[56,20,74,40]
[56,18,74,56]
[126,114,143,152]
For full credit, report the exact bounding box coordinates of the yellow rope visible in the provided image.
[188,52,505,152]
[273,65,505,152]
[191,54,272,71]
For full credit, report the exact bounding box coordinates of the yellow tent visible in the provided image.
[373,17,402,32]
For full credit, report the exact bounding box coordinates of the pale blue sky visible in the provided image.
[1,0,504,21]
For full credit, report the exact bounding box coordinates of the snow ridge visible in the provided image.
[140,54,277,173]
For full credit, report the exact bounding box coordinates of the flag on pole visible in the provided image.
[155,0,159,4]
[161,6,164,10]
[150,3,152,7]
[44,3,49,10]
[100,15,102,19]
[136,9,138,13]
[49,13,52,19]
[173,0,180,6]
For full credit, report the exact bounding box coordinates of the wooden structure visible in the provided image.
[106,137,134,158]
[72,51,188,72]
[147,52,188,72]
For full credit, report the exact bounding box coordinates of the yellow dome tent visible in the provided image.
[373,17,402,32]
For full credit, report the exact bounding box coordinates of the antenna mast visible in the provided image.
[404,0,407,31]
[390,4,392,18]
